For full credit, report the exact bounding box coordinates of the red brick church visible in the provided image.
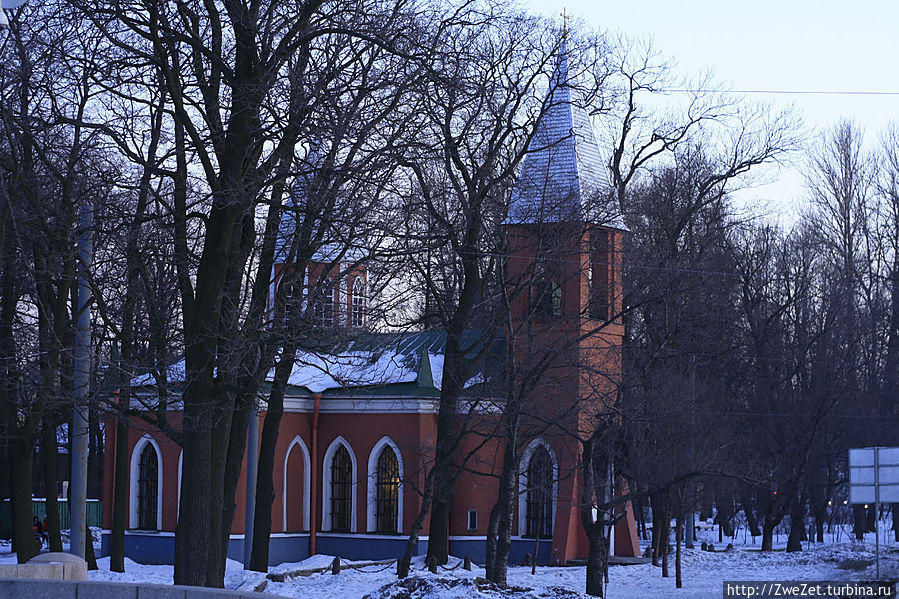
[100,43,640,566]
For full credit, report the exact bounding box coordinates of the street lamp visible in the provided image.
[0,0,27,30]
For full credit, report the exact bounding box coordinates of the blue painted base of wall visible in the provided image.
[99,532,433,567]
[99,532,311,567]
[315,534,428,561]
[99,532,546,567]
[448,538,551,566]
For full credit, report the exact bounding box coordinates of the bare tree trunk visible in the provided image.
[741,487,762,537]
[786,494,806,552]
[585,533,607,597]
[398,493,432,578]
[42,416,62,552]
[487,425,519,585]
[761,521,775,551]
[427,329,474,566]
[633,495,648,540]
[211,398,251,586]
[88,407,104,500]
[249,345,295,571]
[650,493,662,566]
[675,512,683,588]
[661,514,669,578]
[85,523,97,570]
[203,412,231,587]
[581,434,612,597]
[484,505,499,581]
[175,390,213,586]
[892,504,899,542]
[110,410,129,572]
[853,504,867,541]
[809,485,827,543]
[715,492,734,539]
[10,439,37,563]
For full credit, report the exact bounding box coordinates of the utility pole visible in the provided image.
[70,202,92,558]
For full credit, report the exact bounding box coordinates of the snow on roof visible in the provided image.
[285,349,418,393]
[130,331,496,395]
[130,361,186,388]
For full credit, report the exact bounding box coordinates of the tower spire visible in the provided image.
[505,31,625,229]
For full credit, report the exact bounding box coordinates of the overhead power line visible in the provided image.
[664,88,899,97]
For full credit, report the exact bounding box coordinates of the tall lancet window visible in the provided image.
[351,278,366,328]
[137,445,159,530]
[375,446,400,533]
[329,446,352,531]
[525,446,553,538]
[589,229,610,320]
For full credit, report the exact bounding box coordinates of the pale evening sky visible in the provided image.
[523,0,899,224]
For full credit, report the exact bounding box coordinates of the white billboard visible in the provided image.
[849,447,899,504]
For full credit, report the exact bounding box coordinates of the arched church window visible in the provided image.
[525,446,553,538]
[330,445,352,531]
[375,446,399,533]
[137,444,159,530]
[351,278,366,328]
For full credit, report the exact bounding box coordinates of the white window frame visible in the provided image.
[282,435,312,532]
[351,277,366,328]
[366,436,404,533]
[467,509,478,532]
[321,436,357,532]
[518,438,558,538]
[130,434,163,530]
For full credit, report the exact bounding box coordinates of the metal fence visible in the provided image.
[0,499,102,538]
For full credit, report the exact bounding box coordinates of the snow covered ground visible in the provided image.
[260,539,898,599]
[1,527,897,598]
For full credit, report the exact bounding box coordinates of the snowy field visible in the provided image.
[1,527,897,598]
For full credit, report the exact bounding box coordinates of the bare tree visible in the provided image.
[392,10,601,572]
[0,1,108,561]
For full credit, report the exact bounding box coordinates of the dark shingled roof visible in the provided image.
[507,40,625,230]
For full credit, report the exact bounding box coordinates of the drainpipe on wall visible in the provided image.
[309,393,322,556]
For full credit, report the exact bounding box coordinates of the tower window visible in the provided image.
[525,446,553,538]
[535,279,563,317]
[589,230,610,320]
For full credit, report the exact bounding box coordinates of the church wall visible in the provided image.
[102,413,183,533]
[447,421,503,539]
[314,410,433,535]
